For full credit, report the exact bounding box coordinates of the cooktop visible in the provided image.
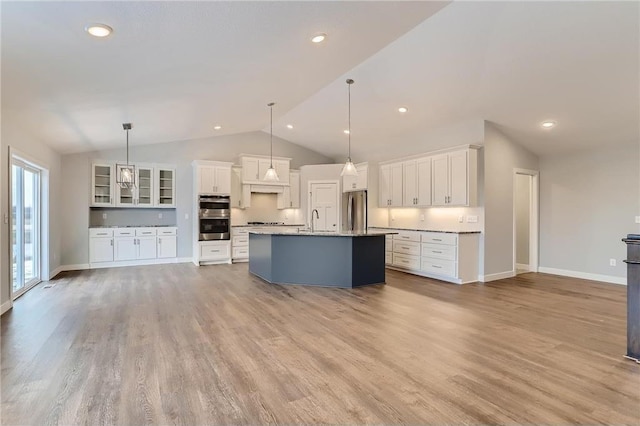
[247,221,285,225]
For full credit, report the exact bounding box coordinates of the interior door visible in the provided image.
[11,159,41,298]
[310,182,338,232]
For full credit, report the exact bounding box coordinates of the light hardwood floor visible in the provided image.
[2,264,639,425]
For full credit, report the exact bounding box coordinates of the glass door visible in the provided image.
[11,160,41,298]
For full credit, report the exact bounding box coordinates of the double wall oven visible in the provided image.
[199,195,230,241]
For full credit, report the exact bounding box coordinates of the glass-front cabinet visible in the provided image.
[115,164,136,207]
[91,163,114,206]
[156,166,176,207]
[136,165,154,207]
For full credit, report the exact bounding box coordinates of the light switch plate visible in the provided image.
[467,215,478,223]
[102,213,107,219]
[458,215,464,223]
[184,213,189,220]
[635,216,640,224]
[158,213,163,219]
[420,214,425,221]
[610,258,617,267]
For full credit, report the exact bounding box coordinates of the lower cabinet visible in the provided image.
[199,241,231,262]
[89,227,177,267]
[382,229,479,284]
[231,225,303,263]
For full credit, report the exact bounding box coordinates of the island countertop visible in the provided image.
[369,226,481,234]
[249,230,398,237]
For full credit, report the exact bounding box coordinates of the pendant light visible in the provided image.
[263,102,279,182]
[341,79,358,177]
[116,123,136,189]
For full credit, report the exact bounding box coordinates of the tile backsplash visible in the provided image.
[231,193,304,225]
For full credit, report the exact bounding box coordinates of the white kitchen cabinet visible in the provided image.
[403,157,431,207]
[431,149,477,207]
[114,237,136,261]
[195,161,232,195]
[378,162,403,207]
[240,155,290,184]
[89,228,114,263]
[136,165,154,207]
[155,166,176,207]
[277,171,300,209]
[231,167,252,209]
[137,236,157,259]
[91,163,114,207]
[199,241,231,262]
[157,235,177,258]
[343,163,368,192]
[115,165,136,207]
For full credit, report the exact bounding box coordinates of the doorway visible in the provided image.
[10,155,42,298]
[513,169,539,274]
[308,181,339,232]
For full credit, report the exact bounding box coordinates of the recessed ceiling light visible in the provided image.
[214,125,222,130]
[343,130,350,135]
[541,120,557,129]
[398,107,409,113]
[311,33,327,43]
[85,23,113,38]
[286,124,294,129]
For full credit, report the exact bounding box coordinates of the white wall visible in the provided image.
[515,174,531,266]
[59,131,331,266]
[483,122,539,279]
[539,143,639,281]
[1,129,62,309]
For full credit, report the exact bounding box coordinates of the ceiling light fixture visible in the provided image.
[311,33,327,43]
[341,79,358,177]
[263,102,279,182]
[541,120,557,129]
[116,123,136,190]
[214,125,222,130]
[287,124,294,129]
[85,23,113,38]
[398,107,409,113]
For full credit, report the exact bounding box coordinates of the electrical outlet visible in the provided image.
[610,258,617,267]
[420,214,425,221]
[102,213,107,219]
[467,215,478,223]
[185,213,189,220]
[635,216,640,224]
[158,213,163,219]
[458,215,464,223]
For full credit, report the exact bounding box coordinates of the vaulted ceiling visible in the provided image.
[2,1,638,159]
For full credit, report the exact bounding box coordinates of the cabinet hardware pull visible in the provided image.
[110,239,113,246]
[433,265,442,268]
[159,238,162,244]
[432,250,442,253]
[433,238,442,241]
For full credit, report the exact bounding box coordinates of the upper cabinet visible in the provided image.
[342,163,368,193]
[379,146,479,208]
[277,171,301,209]
[194,160,233,196]
[91,162,177,208]
[91,163,114,207]
[231,166,251,209]
[239,155,290,185]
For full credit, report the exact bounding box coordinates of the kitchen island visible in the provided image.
[248,230,396,288]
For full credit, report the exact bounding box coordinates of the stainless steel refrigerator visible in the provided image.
[342,190,367,232]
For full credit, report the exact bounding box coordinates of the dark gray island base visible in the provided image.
[249,232,388,288]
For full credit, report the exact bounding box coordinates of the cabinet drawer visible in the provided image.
[385,252,393,265]
[157,227,177,236]
[421,243,456,261]
[422,232,458,246]
[135,228,157,236]
[393,231,421,242]
[421,258,456,277]
[393,241,421,256]
[232,227,249,236]
[200,242,230,260]
[114,228,135,237]
[232,247,249,259]
[89,228,113,238]
[233,235,249,246]
[392,253,420,270]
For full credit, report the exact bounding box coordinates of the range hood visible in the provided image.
[248,184,284,194]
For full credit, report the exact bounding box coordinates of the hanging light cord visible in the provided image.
[126,128,129,166]
[347,79,354,162]
[268,102,275,168]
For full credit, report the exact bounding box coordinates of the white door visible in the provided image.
[114,237,136,261]
[403,160,417,206]
[90,238,114,263]
[389,163,403,207]
[198,166,215,194]
[379,165,391,207]
[137,236,157,260]
[214,166,231,194]
[449,150,468,205]
[431,154,449,206]
[158,236,177,258]
[416,157,432,207]
[310,182,338,232]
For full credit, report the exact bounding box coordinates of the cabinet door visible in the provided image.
[231,167,243,208]
[157,236,177,258]
[431,154,449,206]
[274,160,289,184]
[136,166,154,207]
[214,166,231,194]
[356,164,368,190]
[257,159,272,181]
[389,163,403,207]
[403,160,417,206]
[277,187,291,209]
[198,166,215,194]
[156,167,176,207]
[416,157,432,207]
[379,165,390,207]
[242,157,260,181]
[290,172,300,208]
[343,173,357,193]
[91,164,114,207]
[114,237,136,261]
[89,238,113,263]
[137,236,157,260]
[115,165,135,206]
[448,150,468,206]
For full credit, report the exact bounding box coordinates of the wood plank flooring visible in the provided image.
[1,265,639,425]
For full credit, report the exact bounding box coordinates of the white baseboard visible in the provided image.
[48,265,64,280]
[516,263,530,271]
[538,267,626,285]
[479,270,516,282]
[1,300,13,315]
[57,258,192,272]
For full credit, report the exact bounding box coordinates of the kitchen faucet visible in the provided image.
[311,209,320,232]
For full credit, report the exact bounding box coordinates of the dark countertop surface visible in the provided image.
[369,226,481,234]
